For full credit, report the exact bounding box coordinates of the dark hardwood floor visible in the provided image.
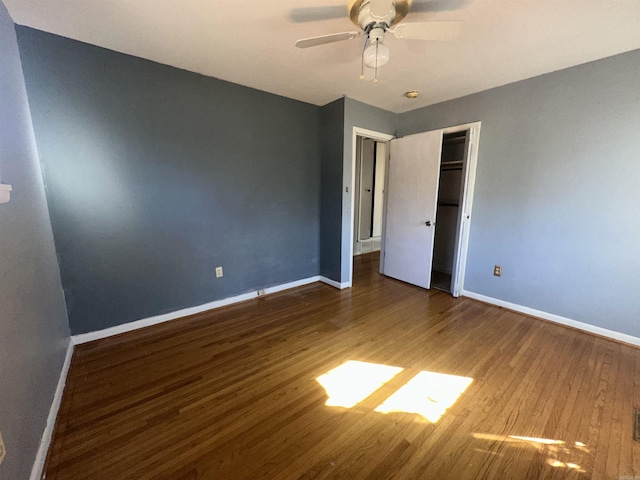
[44,252,640,479]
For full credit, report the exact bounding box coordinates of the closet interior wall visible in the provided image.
[431,132,467,291]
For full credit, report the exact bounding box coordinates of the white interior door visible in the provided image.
[359,139,375,240]
[372,142,386,238]
[382,130,443,289]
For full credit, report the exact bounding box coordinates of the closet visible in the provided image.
[431,131,468,292]
[381,122,479,296]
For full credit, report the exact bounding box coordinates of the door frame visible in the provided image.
[345,127,395,288]
[344,122,480,292]
[355,140,386,247]
[380,121,481,296]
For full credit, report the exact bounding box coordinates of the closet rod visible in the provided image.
[443,136,466,144]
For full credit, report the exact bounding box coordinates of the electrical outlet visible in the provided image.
[257,289,266,296]
[0,431,6,466]
[494,265,502,277]
[215,266,223,278]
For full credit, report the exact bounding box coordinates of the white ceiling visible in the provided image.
[5,0,640,113]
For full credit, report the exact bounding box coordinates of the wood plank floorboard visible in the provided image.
[44,252,640,479]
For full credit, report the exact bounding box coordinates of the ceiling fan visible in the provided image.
[295,0,462,81]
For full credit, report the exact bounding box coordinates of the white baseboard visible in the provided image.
[462,290,640,347]
[264,276,321,294]
[320,276,351,290]
[30,339,75,480]
[72,276,323,345]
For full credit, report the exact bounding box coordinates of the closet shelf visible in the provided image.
[438,202,460,207]
[441,160,463,171]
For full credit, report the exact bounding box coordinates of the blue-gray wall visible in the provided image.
[398,49,640,337]
[17,27,321,335]
[0,4,70,479]
[320,98,345,281]
[342,98,397,281]
[318,97,397,282]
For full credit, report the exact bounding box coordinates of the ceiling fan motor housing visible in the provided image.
[349,0,412,29]
[368,27,386,44]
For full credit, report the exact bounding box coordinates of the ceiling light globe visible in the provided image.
[363,43,390,68]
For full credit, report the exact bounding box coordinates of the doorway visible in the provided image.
[431,131,469,293]
[345,127,395,289]
[381,122,480,297]
[353,137,387,257]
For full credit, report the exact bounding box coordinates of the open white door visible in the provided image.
[382,130,443,289]
[450,125,480,297]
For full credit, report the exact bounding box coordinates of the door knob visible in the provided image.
[425,221,433,227]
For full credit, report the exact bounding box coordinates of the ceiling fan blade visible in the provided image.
[411,0,471,13]
[295,31,361,49]
[289,6,348,23]
[392,21,462,41]
[370,0,395,20]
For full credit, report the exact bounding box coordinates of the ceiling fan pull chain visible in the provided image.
[360,37,368,80]
[374,41,379,83]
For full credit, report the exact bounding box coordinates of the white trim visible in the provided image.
[30,340,75,480]
[72,276,322,344]
[439,121,482,134]
[462,290,640,347]
[320,276,350,289]
[347,127,395,288]
[263,276,321,294]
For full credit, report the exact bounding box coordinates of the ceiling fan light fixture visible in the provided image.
[363,41,390,68]
[295,0,462,81]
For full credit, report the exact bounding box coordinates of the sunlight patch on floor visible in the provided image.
[508,436,565,445]
[316,361,472,423]
[472,433,588,473]
[315,360,403,408]
[375,371,473,423]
